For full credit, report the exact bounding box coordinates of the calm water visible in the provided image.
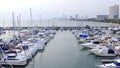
[35,20,117,27]
[25,30,101,68]
[1,21,118,68]
[6,20,117,27]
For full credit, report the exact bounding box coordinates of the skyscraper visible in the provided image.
[109,4,119,20]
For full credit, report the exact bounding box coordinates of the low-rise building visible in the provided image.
[97,15,108,21]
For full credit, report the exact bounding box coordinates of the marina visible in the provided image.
[0,0,119,68]
[0,20,120,68]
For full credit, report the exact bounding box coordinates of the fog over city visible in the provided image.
[0,0,119,26]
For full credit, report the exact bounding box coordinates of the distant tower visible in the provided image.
[75,14,78,20]
[85,16,88,20]
[109,4,119,20]
[63,14,67,20]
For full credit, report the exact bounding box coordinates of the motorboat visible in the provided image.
[81,41,102,49]
[96,59,120,68]
[89,45,108,54]
[94,47,118,57]
[0,50,27,66]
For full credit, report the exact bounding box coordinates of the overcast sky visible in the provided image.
[0,0,119,26]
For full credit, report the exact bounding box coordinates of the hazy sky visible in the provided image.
[0,0,119,26]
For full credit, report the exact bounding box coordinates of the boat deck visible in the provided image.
[101,59,114,63]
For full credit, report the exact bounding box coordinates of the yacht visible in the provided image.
[96,59,120,68]
[94,47,118,57]
[0,50,27,66]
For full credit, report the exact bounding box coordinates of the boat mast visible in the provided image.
[3,20,5,28]
[30,8,33,28]
[53,18,54,29]
[12,12,15,36]
[30,8,34,38]
[39,14,41,27]
[30,8,35,68]
[17,14,21,31]
[19,14,21,31]
[17,16,19,28]
[19,14,21,28]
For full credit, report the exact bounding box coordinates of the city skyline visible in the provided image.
[0,0,119,26]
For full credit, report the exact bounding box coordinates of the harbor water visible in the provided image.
[0,21,118,68]
[26,30,102,68]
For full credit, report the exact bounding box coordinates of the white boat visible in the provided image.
[78,38,93,43]
[49,33,55,38]
[96,59,120,68]
[15,45,33,60]
[89,45,120,53]
[89,45,108,54]
[22,41,38,56]
[81,41,101,49]
[0,51,27,66]
[19,30,31,36]
[30,35,45,50]
[94,48,118,57]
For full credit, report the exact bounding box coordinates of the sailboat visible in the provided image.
[0,12,27,66]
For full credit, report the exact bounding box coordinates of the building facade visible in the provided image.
[97,15,108,21]
[109,4,119,20]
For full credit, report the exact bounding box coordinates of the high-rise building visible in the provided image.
[109,4,119,20]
